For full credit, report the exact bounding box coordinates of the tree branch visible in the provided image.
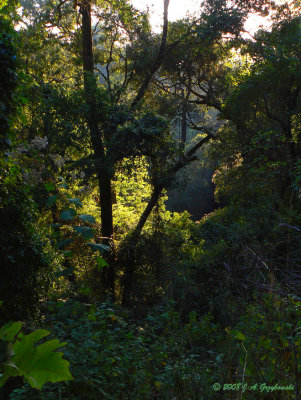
[131,0,170,109]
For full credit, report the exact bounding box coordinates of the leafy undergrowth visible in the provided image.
[10,302,215,400]
[9,295,301,400]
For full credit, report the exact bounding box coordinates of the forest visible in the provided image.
[0,0,301,398]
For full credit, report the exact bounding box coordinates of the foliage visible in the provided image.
[0,320,72,390]
[0,10,58,322]
[218,15,301,204]
[8,302,221,400]
[228,294,301,395]
[0,169,60,322]
[1,1,301,398]
[0,12,17,150]
[9,295,301,400]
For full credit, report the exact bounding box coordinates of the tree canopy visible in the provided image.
[1,0,301,398]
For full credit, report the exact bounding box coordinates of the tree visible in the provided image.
[0,4,56,321]
[78,0,172,298]
[0,5,17,150]
[218,15,301,205]
[13,0,296,304]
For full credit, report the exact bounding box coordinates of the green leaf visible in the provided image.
[236,332,246,341]
[0,329,73,389]
[0,330,49,387]
[74,226,95,240]
[78,214,96,224]
[0,0,8,10]
[0,322,22,341]
[60,209,77,221]
[88,243,110,252]
[44,182,56,192]
[46,195,58,207]
[96,256,109,271]
[68,198,82,208]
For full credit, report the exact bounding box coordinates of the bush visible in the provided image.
[0,173,56,322]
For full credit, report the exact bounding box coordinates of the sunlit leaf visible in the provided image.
[236,332,246,341]
[96,256,109,271]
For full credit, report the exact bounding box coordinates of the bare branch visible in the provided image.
[279,223,301,233]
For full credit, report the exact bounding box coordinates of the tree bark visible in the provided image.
[81,0,115,298]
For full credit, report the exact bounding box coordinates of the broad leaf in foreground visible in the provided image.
[0,328,73,389]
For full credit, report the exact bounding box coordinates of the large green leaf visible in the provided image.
[0,322,21,364]
[0,329,73,389]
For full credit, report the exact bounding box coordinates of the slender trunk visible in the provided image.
[121,132,214,305]
[81,0,115,298]
[134,185,164,238]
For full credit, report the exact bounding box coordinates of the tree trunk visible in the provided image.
[81,0,115,298]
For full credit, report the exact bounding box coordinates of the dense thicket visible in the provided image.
[0,10,56,323]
